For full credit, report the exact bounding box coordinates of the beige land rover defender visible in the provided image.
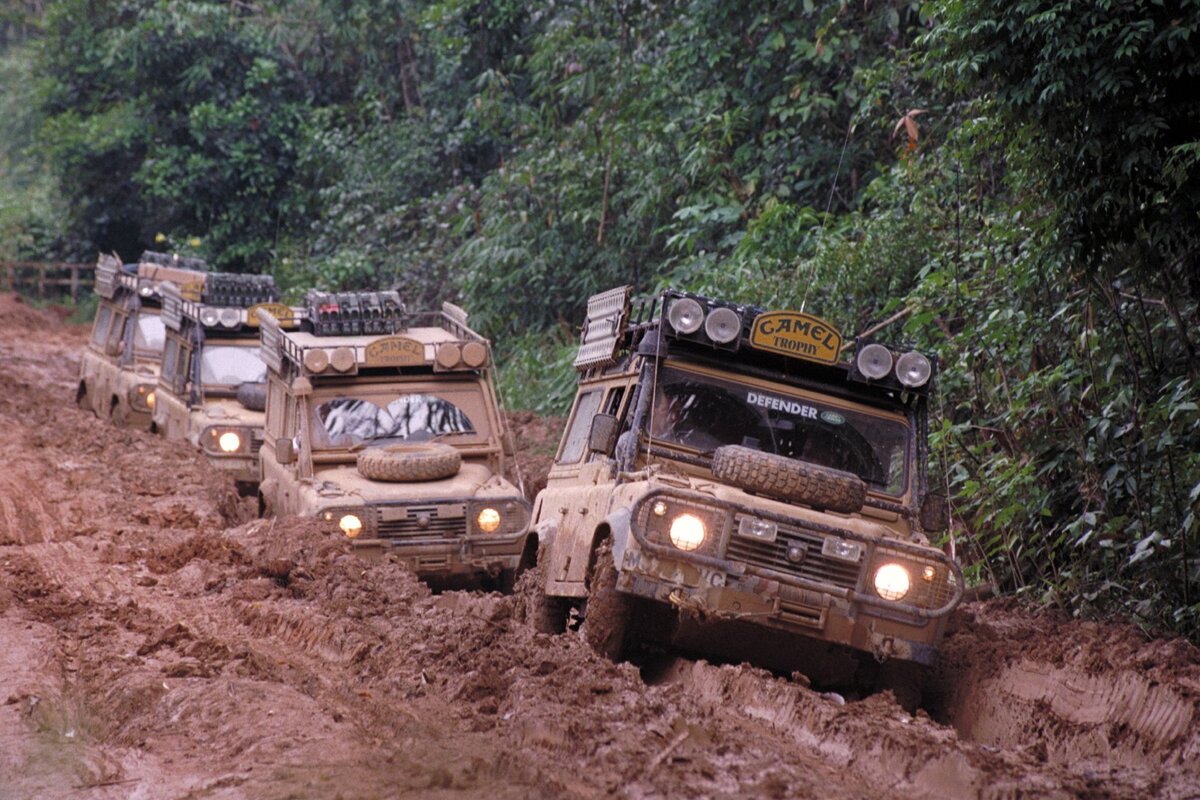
[153,273,297,491]
[257,291,534,586]
[530,287,962,697]
[76,252,205,429]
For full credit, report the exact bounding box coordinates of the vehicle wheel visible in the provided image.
[236,382,268,411]
[524,542,570,633]
[581,539,634,661]
[110,398,127,428]
[711,445,866,513]
[878,659,925,714]
[356,443,461,482]
[75,383,90,412]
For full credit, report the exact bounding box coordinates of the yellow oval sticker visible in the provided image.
[749,311,843,365]
[365,336,425,367]
[248,302,295,328]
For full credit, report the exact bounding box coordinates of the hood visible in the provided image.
[195,398,265,427]
[310,460,519,504]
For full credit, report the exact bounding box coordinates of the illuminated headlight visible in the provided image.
[476,507,501,533]
[202,426,251,455]
[667,298,704,334]
[873,563,911,601]
[895,351,932,388]
[128,384,156,411]
[199,308,221,327]
[338,514,363,538]
[669,513,706,552]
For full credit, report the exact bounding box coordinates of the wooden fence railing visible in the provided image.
[0,262,95,301]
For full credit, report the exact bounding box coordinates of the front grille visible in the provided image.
[375,504,465,542]
[724,518,862,591]
[249,430,264,454]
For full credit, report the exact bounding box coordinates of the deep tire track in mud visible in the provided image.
[1,292,1199,799]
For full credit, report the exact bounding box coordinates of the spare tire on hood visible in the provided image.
[711,445,866,514]
[236,382,268,411]
[357,442,462,482]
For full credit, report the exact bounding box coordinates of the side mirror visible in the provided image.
[588,413,619,456]
[275,437,297,465]
[919,493,949,532]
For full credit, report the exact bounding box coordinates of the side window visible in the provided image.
[556,389,603,465]
[91,304,114,346]
[265,379,286,438]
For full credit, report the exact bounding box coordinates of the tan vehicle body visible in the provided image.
[257,300,533,581]
[534,288,961,670]
[155,391,264,484]
[76,254,203,429]
[153,279,290,486]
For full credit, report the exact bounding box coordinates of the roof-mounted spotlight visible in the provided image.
[705,307,741,344]
[667,297,704,335]
[856,343,893,380]
[896,351,932,388]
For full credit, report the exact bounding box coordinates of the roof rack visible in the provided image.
[260,298,490,378]
[160,281,302,333]
[139,250,208,271]
[304,290,406,336]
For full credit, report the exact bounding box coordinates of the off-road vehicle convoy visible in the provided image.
[154,273,297,490]
[77,252,205,429]
[532,287,962,692]
[257,291,533,584]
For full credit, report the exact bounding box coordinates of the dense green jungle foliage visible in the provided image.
[1,0,1197,638]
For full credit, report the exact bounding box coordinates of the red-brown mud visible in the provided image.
[1,292,1198,798]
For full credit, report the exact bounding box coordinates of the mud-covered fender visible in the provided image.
[606,508,632,570]
[535,517,558,546]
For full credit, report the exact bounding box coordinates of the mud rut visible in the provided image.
[1,295,1198,800]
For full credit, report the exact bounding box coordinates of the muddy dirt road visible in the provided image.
[1,293,1198,799]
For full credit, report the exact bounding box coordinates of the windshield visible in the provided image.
[646,365,910,495]
[134,314,165,353]
[200,344,267,387]
[311,391,481,450]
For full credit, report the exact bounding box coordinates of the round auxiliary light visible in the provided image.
[668,513,706,552]
[704,307,741,344]
[436,343,461,369]
[895,351,932,388]
[199,308,221,327]
[217,431,242,453]
[856,343,894,381]
[476,507,501,533]
[330,347,355,372]
[873,563,911,601]
[146,389,156,410]
[303,348,330,373]
[219,308,241,327]
[338,513,363,538]
[461,341,488,368]
[666,298,705,335]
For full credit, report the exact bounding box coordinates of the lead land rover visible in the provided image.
[154,273,298,491]
[257,291,534,585]
[531,287,962,694]
[77,252,206,429]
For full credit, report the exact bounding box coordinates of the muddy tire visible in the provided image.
[356,443,461,482]
[582,540,634,661]
[236,382,267,411]
[878,660,925,714]
[524,542,570,634]
[711,445,866,513]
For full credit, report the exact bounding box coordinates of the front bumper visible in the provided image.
[339,498,532,577]
[619,489,964,664]
[203,454,260,484]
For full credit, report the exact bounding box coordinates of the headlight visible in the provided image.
[873,563,911,601]
[476,507,501,533]
[669,513,706,551]
[338,514,363,538]
[218,431,242,453]
[202,426,251,455]
[128,384,156,411]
